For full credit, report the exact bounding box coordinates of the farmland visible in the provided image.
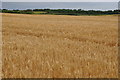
[2,13,118,78]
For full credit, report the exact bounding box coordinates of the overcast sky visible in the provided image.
[2,0,120,2]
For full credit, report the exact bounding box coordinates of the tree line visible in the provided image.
[1,9,120,15]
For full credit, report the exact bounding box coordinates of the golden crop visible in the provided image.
[2,13,118,78]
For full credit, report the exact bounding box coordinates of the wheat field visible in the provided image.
[2,13,118,78]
